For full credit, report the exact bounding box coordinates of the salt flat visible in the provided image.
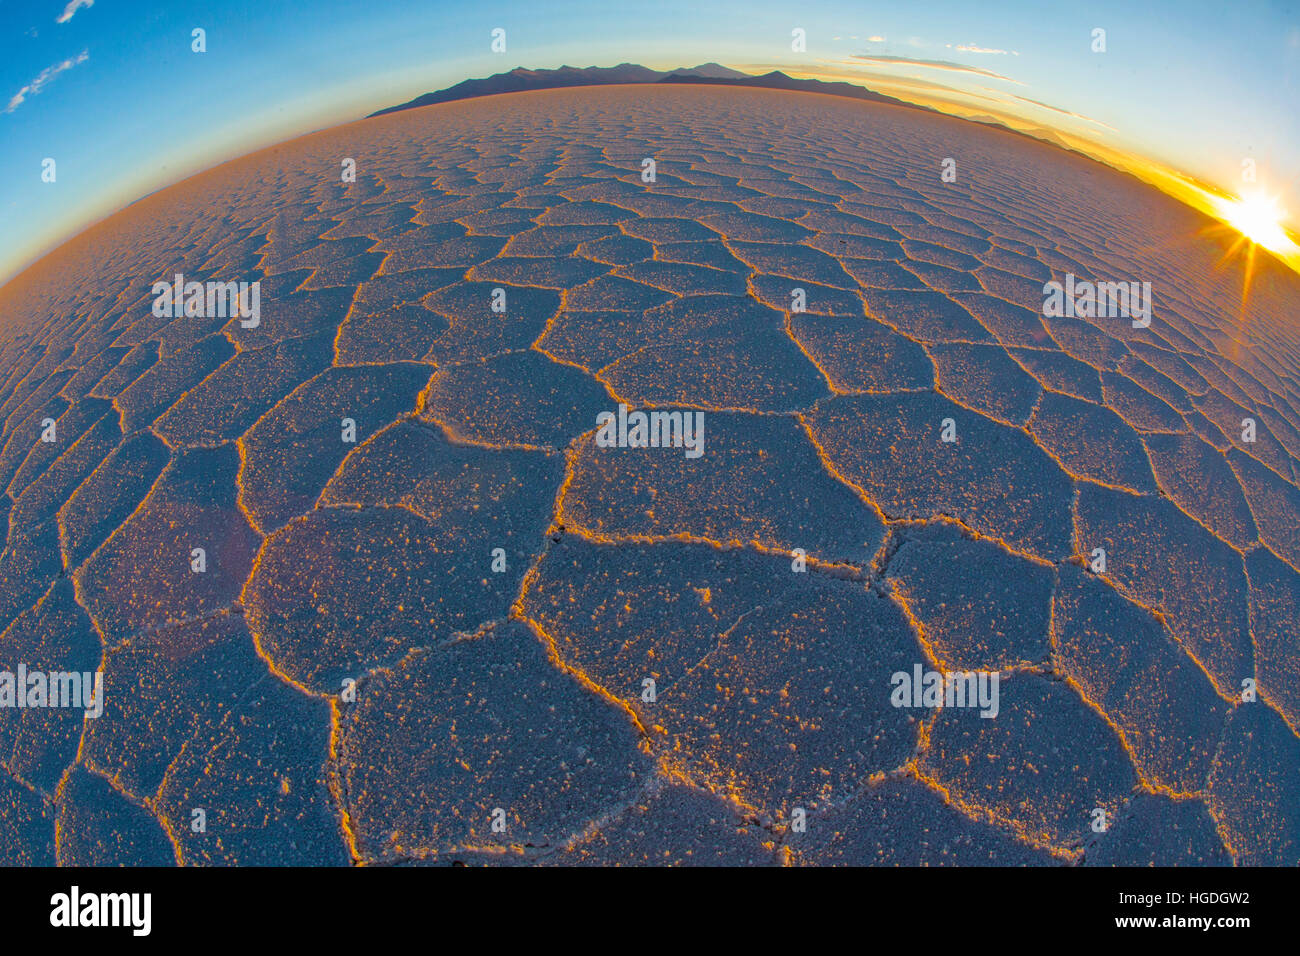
[0,85,1297,865]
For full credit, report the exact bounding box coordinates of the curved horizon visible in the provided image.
[7,66,1300,291]
[2,0,1298,287]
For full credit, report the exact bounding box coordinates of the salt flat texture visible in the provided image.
[0,85,1297,866]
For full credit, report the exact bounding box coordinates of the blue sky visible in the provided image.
[2,0,1298,283]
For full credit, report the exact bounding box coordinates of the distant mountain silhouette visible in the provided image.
[368,62,747,117]
[654,69,934,113]
[366,63,1089,161]
[657,72,1097,154]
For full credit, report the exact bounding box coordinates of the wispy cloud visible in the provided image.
[4,49,89,114]
[850,53,1023,84]
[1001,90,1117,131]
[56,0,94,24]
[949,43,1019,56]
[785,61,1116,137]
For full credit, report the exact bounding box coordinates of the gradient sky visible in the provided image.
[2,0,1298,284]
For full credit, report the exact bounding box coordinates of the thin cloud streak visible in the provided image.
[850,53,1024,85]
[4,49,89,114]
[55,0,94,25]
[1005,91,1117,131]
[951,43,1019,55]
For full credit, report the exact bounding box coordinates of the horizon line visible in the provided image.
[3,60,1296,288]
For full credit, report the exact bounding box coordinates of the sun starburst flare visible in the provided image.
[1213,191,1300,259]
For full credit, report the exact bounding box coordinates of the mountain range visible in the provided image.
[367,63,931,118]
[367,62,1109,171]
[369,63,745,116]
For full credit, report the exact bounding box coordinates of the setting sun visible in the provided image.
[1214,191,1299,255]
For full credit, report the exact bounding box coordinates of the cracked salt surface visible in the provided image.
[0,85,1297,865]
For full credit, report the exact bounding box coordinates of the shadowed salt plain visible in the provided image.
[0,85,1298,866]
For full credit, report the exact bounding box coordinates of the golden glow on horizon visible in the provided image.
[763,61,1300,277]
[1214,191,1299,257]
[7,60,1300,285]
